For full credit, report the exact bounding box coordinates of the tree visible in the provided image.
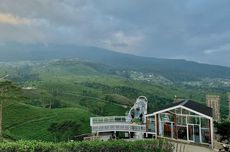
[214,121,230,141]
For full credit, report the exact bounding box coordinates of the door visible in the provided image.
[194,125,200,142]
[187,124,200,143]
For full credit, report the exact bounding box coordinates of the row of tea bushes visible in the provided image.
[0,139,174,152]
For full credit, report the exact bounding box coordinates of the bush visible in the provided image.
[0,139,174,152]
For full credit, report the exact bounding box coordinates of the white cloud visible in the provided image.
[99,31,143,53]
[203,43,230,55]
[0,13,30,25]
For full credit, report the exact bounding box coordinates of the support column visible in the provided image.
[208,120,211,144]
[174,114,177,139]
[210,118,214,149]
[156,114,159,136]
[146,116,148,132]
[199,117,202,143]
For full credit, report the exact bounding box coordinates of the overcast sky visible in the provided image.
[0,0,230,66]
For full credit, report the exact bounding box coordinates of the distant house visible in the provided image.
[90,97,214,149]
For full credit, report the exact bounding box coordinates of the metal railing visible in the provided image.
[90,116,131,125]
[92,124,146,133]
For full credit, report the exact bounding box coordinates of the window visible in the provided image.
[177,126,187,140]
[182,108,189,114]
[176,115,186,125]
[187,116,200,124]
[201,129,209,143]
[201,118,209,128]
[175,108,182,114]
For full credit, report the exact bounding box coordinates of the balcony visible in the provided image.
[92,124,146,133]
[90,116,146,133]
[90,116,130,125]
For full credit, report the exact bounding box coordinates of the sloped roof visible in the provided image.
[155,99,213,117]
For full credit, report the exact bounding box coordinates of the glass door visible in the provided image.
[194,125,200,142]
[187,124,200,143]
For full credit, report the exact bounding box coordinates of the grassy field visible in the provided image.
[3,100,91,141]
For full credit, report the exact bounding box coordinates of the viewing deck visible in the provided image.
[90,116,146,133]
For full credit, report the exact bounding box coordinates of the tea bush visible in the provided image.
[0,139,174,152]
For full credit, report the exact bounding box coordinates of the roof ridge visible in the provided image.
[180,99,189,106]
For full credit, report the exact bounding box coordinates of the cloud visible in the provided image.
[0,13,30,25]
[0,0,230,66]
[99,31,143,53]
[203,43,230,55]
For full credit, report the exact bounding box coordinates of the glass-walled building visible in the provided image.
[90,98,214,149]
[146,100,213,148]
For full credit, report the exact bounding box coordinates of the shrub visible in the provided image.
[0,139,174,152]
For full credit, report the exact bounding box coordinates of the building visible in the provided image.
[90,96,214,149]
[206,95,220,122]
[146,100,213,148]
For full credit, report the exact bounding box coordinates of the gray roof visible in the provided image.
[156,99,213,117]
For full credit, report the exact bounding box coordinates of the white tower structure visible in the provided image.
[206,95,220,122]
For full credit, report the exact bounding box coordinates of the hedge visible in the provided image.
[0,139,174,152]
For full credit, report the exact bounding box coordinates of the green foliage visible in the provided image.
[105,94,133,106]
[8,65,39,83]
[1,59,230,141]
[214,121,230,141]
[3,101,91,141]
[0,81,21,99]
[48,121,81,142]
[0,139,174,152]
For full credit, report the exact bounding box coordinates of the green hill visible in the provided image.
[3,101,91,141]
[0,58,230,142]
[0,81,91,141]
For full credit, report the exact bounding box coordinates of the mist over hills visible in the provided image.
[1,43,230,82]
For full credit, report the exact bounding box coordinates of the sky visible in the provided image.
[0,0,230,66]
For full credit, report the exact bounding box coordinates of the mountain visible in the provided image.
[1,43,230,82]
[1,46,230,141]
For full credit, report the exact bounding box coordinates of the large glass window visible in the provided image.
[177,126,187,140]
[147,117,155,132]
[187,116,200,124]
[160,113,173,122]
[182,108,189,114]
[176,115,186,125]
[201,118,209,128]
[201,129,209,143]
[175,108,182,114]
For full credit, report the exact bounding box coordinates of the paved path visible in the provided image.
[173,142,215,152]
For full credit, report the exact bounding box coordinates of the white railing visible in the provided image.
[90,116,130,125]
[92,124,146,133]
